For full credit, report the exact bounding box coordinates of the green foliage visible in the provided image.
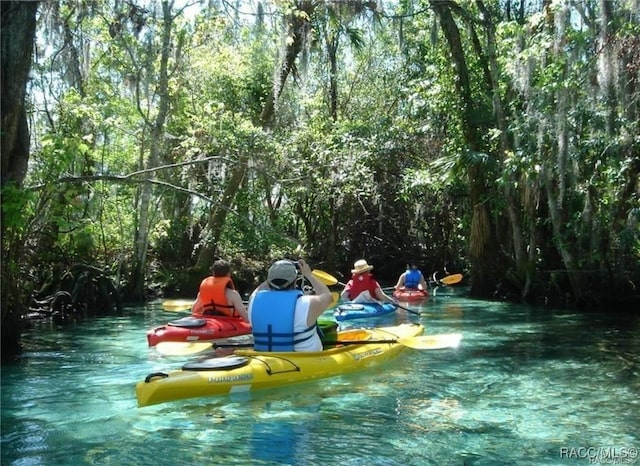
[1,185,35,232]
[11,0,636,312]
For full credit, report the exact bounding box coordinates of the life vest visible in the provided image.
[347,273,379,301]
[250,290,318,351]
[192,276,237,317]
[405,269,422,289]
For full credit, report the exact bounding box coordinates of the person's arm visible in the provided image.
[419,273,428,290]
[340,280,352,301]
[298,259,333,325]
[247,281,268,314]
[394,272,406,289]
[249,281,269,299]
[227,289,249,322]
[374,284,397,304]
[191,292,202,313]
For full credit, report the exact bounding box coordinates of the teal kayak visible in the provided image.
[334,302,397,321]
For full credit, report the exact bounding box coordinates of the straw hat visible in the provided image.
[351,259,373,275]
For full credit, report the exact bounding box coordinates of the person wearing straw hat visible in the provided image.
[248,259,333,352]
[341,259,397,305]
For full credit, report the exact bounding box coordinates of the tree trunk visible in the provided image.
[476,0,532,299]
[195,155,248,270]
[1,1,39,189]
[260,0,314,126]
[127,0,174,301]
[1,1,40,357]
[430,0,501,297]
[326,32,339,121]
[542,3,586,304]
[598,0,616,137]
[197,0,315,268]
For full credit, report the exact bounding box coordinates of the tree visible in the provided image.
[1,1,40,356]
[1,1,39,188]
[428,0,503,297]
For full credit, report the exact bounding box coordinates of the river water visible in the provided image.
[1,288,638,465]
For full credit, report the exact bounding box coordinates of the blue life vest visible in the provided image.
[251,290,317,351]
[405,269,422,289]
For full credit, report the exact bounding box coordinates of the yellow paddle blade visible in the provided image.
[338,329,371,341]
[155,341,212,356]
[439,274,463,286]
[311,270,339,286]
[330,292,340,307]
[162,299,194,312]
[398,333,462,350]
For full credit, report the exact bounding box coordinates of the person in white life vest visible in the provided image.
[248,259,333,352]
[340,259,397,304]
[192,259,248,321]
[394,262,428,290]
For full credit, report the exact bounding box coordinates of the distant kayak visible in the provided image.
[392,288,429,302]
[333,302,397,321]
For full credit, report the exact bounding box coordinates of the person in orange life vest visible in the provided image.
[340,259,397,304]
[192,259,248,321]
[394,262,428,290]
[248,259,333,352]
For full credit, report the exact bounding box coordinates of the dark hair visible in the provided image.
[212,259,231,277]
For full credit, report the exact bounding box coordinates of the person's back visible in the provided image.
[404,269,423,289]
[250,288,320,351]
[341,259,396,305]
[248,259,332,352]
[192,260,248,320]
[394,263,427,291]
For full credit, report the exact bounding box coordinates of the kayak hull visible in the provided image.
[392,288,429,302]
[146,315,252,347]
[136,323,424,407]
[333,302,397,321]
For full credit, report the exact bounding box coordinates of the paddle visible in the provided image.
[329,291,340,307]
[311,269,340,286]
[392,302,422,316]
[155,332,462,356]
[435,273,464,286]
[162,299,195,312]
[162,299,253,312]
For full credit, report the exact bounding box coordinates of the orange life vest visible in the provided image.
[192,276,237,317]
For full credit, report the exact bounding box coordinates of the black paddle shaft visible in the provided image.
[212,339,402,349]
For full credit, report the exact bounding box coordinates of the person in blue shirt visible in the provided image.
[248,259,333,352]
[394,262,428,291]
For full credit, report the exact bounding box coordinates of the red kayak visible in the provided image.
[147,315,252,347]
[392,288,429,302]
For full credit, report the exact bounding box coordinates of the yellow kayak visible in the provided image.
[136,323,424,407]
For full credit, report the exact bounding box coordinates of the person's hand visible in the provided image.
[297,259,312,276]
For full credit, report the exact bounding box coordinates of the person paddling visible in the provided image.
[394,262,428,291]
[340,259,396,305]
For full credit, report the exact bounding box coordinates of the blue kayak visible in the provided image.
[333,302,397,321]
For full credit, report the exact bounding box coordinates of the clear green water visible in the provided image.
[2,289,639,465]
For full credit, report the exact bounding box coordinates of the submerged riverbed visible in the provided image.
[1,289,639,465]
